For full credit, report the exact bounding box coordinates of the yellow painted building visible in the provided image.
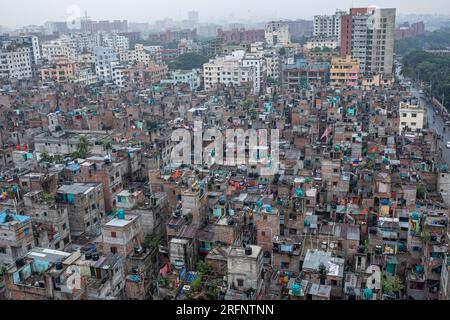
[330,55,360,87]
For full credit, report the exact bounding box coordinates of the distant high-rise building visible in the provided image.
[265,22,291,46]
[284,20,314,38]
[314,10,346,41]
[340,7,396,75]
[395,21,425,40]
[188,11,200,24]
[81,18,128,33]
[0,45,32,79]
[0,35,41,64]
[217,28,265,44]
[44,21,71,35]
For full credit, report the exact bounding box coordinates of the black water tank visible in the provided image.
[85,253,92,260]
[92,253,100,261]
[245,246,253,256]
[15,258,25,268]
[55,262,63,270]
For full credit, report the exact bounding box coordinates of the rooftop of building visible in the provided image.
[104,214,139,228]
[58,182,101,195]
[228,245,261,259]
[0,210,31,225]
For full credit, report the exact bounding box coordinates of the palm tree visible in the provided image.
[75,136,90,158]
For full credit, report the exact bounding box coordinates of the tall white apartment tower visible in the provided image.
[94,46,119,82]
[314,9,347,42]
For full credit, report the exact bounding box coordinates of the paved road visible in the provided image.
[396,63,450,166]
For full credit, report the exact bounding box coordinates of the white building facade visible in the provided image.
[203,50,259,95]
[0,45,32,79]
[94,46,119,82]
[313,10,346,41]
[161,69,201,90]
[265,22,291,46]
[399,101,425,135]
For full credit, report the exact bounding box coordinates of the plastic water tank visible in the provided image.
[117,209,125,220]
[292,283,301,296]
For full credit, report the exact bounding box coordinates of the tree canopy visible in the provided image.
[402,50,450,110]
[395,29,450,56]
[169,53,209,70]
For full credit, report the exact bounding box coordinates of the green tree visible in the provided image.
[142,235,160,250]
[402,49,450,110]
[53,154,64,164]
[196,261,212,275]
[169,53,209,70]
[416,186,426,200]
[190,279,202,293]
[206,286,219,300]
[42,193,54,203]
[382,275,404,295]
[39,151,53,163]
[72,135,90,159]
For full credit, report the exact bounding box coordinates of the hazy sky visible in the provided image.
[1,0,450,27]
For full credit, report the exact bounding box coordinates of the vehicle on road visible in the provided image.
[447,141,450,149]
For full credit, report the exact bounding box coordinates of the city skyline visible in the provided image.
[1,0,450,28]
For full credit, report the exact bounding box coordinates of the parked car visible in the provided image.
[447,141,450,149]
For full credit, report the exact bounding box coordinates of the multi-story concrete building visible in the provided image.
[120,44,156,65]
[330,55,360,87]
[282,59,330,88]
[242,53,266,94]
[98,213,144,259]
[265,21,291,46]
[314,10,347,41]
[41,40,76,63]
[0,45,32,79]
[203,51,259,95]
[23,190,71,250]
[226,245,264,300]
[264,50,281,81]
[169,237,195,270]
[161,69,201,90]
[112,62,127,87]
[94,46,119,82]
[40,60,76,83]
[340,7,396,75]
[395,21,425,40]
[0,210,34,266]
[283,19,314,38]
[124,62,168,88]
[305,37,339,51]
[56,183,105,236]
[4,247,125,300]
[0,35,41,64]
[399,101,425,135]
[217,28,265,44]
[100,33,130,53]
[75,156,123,213]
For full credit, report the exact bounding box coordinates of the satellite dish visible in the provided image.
[329,242,336,249]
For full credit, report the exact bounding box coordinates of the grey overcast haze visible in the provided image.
[1,0,450,27]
